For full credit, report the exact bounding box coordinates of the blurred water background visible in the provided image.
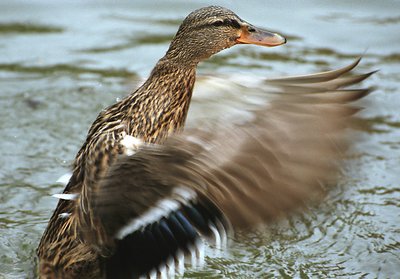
[0,0,399,278]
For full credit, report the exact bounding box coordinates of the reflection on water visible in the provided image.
[0,23,63,34]
[0,0,399,278]
[0,63,135,78]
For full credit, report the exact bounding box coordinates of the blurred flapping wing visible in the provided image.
[80,59,374,277]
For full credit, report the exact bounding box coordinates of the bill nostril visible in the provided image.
[248,26,256,32]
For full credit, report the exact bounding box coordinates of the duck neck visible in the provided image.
[126,57,197,143]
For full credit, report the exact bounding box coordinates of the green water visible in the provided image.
[1,0,399,278]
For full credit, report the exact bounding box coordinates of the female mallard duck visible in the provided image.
[37,5,374,279]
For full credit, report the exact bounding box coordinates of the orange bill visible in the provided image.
[236,24,286,47]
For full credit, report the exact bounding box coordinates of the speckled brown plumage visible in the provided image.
[37,6,373,279]
[37,6,258,278]
[38,59,197,279]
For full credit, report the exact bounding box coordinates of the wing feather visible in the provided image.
[77,59,374,273]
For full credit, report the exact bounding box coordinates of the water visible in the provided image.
[1,0,399,278]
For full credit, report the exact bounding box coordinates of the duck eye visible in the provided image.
[212,20,224,27]
[225,19,241,29]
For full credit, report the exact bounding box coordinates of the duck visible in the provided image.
[37,5,374,279]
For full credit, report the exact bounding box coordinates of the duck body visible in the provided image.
[37,6,373,279]
[38,57,197,279]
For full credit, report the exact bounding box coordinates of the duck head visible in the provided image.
[164,6,286,66]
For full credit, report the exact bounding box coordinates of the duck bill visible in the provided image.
[236,24,286,47]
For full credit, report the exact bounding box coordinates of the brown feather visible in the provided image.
[36,5,375,279]
[88,63,372,248]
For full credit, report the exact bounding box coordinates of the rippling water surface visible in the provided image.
[0,0,399,278]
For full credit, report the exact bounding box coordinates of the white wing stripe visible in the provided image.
[116,187,197,239]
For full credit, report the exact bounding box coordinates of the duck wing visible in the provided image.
[79,59,374,278]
